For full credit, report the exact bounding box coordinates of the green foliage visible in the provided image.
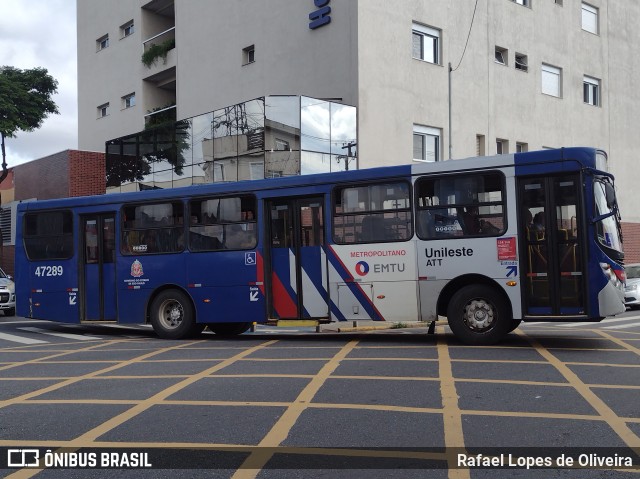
[0,66,59,139]
[391,322,409,329]
[141,38,176,68]
[0,66,59,177]
[105,103,191,188]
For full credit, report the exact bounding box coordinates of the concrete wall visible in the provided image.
[174,0,359,121]
[356,0,611,166]
[77,0,144,151]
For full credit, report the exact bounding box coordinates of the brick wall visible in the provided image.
[14,150,70,200]
[1,245,15,277]
[622,222,640,264]
[69,150,106,197]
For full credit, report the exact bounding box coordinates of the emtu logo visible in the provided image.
[355,261,369,276]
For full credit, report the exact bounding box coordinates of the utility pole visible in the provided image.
[341,141,357,170]
[448,62,452,160]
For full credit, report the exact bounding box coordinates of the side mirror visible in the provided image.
[604,183,616,210]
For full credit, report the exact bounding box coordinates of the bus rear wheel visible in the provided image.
[446,285,511,345]
[150,290,203,339]
[208,322,252,336]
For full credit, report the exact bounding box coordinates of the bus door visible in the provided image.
[519,174,585,316]
[81,214,117,320]
[265,197,328,319]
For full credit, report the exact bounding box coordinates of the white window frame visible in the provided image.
[583,75,600,106]
[275,138,290,151]
[243,45,255,65]
[412,23,441,65]
[495,46,508,66]
[96,34,109,51]
[496,139,509,155]
[516,142,528,153]
[515,53,528,72]
[541,63,562,98]
[97,103,110,118]
[121,21,134,38]
[122,93,136,109]
[512,0,530,7]
[413,125,441,162]
[581,3,599,34]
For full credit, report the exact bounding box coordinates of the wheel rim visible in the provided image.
[157,299,184,330]
[463,298,496,332]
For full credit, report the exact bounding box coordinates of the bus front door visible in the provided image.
[519,174,586,317]
[266,197,329,320]
[81,214,117,321]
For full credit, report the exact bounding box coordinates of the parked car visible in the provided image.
[625,263,640,309]
[0,268,15,316]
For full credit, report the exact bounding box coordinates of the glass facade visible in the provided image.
[105,96,357,192]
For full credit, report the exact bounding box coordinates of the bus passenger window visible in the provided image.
[415,172,505,240]
[333,182,412,244]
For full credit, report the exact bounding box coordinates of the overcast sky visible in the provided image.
[0,0,77,167]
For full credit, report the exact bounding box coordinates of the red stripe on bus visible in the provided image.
[271,271,298,318]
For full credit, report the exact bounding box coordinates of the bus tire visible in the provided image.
[150,289,201,339]
[208,322,252,336]
[446,285,511,345]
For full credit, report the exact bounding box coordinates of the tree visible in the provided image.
[0,66,59,182]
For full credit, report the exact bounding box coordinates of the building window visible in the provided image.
[555,0,563,5]
[412,23,440,65]
[121,21,134,38]
[122,93,136,109]
[96,34,109,51]
[243,45,255,65]
[413,125,440,162]
[476,135,486,156]
[495,46,508,66]
[97,103,110,118]
[541,64,562,97]
[512,0,530,7]
[275,139,290,151]
[582,3,599,34]
[496,139,509,155]
[515,53,528,72]
[516,142,528,153]
[583,76,600,106]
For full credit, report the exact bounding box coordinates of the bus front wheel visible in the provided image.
[446,285,511,345]
[208,322,252,336]
[150,290,203,339]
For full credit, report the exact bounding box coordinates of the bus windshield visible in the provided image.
[593,178,623,254]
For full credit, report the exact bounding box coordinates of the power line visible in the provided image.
[451,0,480,72]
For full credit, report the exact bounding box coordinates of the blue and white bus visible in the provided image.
[15,147,625,344]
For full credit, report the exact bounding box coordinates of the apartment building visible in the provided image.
[77,0,640,257]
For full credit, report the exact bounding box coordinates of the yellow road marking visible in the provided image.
[231,340,359,479]
[5,339,276,479]
[436,326,470,479]
[517,330,640,452]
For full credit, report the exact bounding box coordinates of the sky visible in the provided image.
[0,0,78,167]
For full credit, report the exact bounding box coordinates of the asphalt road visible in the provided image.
[0,311,638,479]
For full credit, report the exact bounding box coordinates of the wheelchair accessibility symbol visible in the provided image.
[245,252,256,266]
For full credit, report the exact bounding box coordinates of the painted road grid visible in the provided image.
[0,312,638,478]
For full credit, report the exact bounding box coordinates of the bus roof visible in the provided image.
[19,146,602,211]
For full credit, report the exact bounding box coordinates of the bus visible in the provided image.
[14,147,625,345]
